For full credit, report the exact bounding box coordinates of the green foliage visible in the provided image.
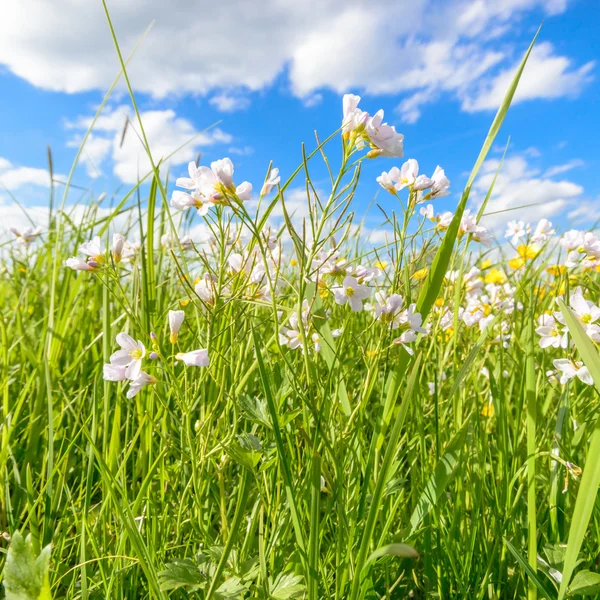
[2,532,52,600]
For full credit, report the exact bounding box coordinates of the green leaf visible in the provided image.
[567,570,600,596]
[365,543,419,567]
[270,573,306,599]
[157,558,206,592]
[504,538,554,600]
[214,576,249,599]
[227,432,263,470]
[557,300,600,600]
[2,532,52,600]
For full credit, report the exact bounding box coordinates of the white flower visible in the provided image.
[553,359,593,386]
[79,236,104,259]
[569,291,600,326]
[195,274,217,304]
[374,291,404,328]
[312,332,321,353]
[103,363,127,381]
[424,166,450,200]
[366,110,404,158]
[10,226,42,245]
[420,204,434,221]
[235,181,253,202]
[210,158,235,190]
[109,333,146,380]
[127,372,158,399]
[175,160,204,191]
[331,328,343,338]
[535,314,567,349]
[342,94,369,134]
[559,230,584,251]
[396,159,418,190]
[170,190,211,216]
[333,276,371,312]
[161,232,193,250]
[65,257,97,271]
[168,310,185,343]
[177,349,210,367]
[376,166,401,194]
[531,219,555,243]
[261,168,280,196]
[504,220,529,245]
[112,233,126,263]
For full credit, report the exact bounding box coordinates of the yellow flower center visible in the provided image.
[129,349,143,360]
[345,287,355,297]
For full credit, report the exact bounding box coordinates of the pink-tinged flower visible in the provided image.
[211,158,235,190]
[332,276,371,312]
[535,314,567,349]
[424,166,450,200]
[109,332,146,380]
[261,168,280,196]
[170,190,211,216]
[65,257,97,271]
[10,226,42,245]
[79,236,105,260]
[112,233,126,263]
[126,372,158,398]
[235,181,253,202]
[175,160,204,190]
[366,110,404,158]
[103,363,127,381]
[168,310,185,343]
[177,348,210,367]
[531,218,555,243]
[420,204,434,221]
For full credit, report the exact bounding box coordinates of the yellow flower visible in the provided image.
[434,297,445,308]
[481,400,494,417]
[290,258,298,267]
[179,299,191,307]
[516,244,539,260]
[480,259,492,270]
[375,260,388,270]
[484,268,506,284]
[508,257,525,270]
[412,267,429,281]
[546,265,566,277]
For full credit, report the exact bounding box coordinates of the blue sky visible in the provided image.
[0,0,598,239]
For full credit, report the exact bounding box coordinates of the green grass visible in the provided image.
[1,21,600,600]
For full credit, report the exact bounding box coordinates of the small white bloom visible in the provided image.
[177,349,210,367]
[168,310,185,343]
[103,363,127,381]
[553,358,593,386]
[110,333,146,380]
[333,276,371,312]
[261,168,280,196]
[112,233,126,263]
[127,371,158,399]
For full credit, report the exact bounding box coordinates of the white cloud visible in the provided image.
[67,105,232,184]
[474,153,584,230]
[209,93,251,112]
[0,0,589,123]
[544,158,584,178]
[0,158,63,190]
[464,42,595,112]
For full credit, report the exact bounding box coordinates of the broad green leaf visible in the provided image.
[567,570,600,596]
[557,300,600,600]
[226,432,263,470]
[158,558,206,592]
[270,573,306,599]
[2,532,52,600]
[365,543,419,567]
[214,576,249,599]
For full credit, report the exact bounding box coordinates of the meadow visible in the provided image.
[2,27,600,600]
